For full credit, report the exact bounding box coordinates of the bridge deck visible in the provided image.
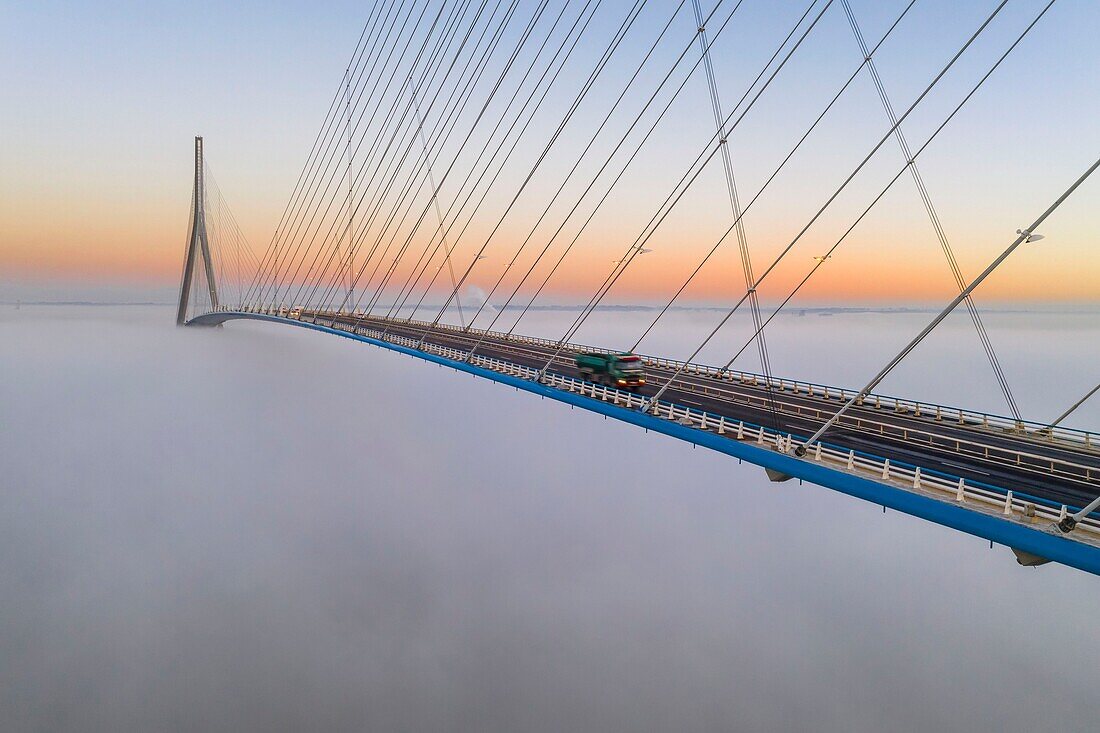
[190,308,1100,573]
[294,310,1100,511]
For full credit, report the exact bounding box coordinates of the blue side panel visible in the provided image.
[188,312,1100,576]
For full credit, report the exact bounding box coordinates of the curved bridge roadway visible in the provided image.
[191,308,1100,574]
[335,312,1100,506]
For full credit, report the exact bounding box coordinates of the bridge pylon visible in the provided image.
[176,136,220,325]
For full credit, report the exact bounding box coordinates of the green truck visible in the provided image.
[575,352,647,391]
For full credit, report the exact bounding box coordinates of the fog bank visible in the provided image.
[1,306,1097,731]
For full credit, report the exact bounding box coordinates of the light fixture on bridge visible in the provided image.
[613,247,652,265]
[1016,229,1044,243]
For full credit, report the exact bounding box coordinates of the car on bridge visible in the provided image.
[576,352,647,391]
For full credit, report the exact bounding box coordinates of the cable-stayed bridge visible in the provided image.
[176,0,1100,574]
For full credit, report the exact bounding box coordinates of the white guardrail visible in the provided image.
[287,310,1100,545]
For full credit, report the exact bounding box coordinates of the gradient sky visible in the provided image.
[2,0,1098,304]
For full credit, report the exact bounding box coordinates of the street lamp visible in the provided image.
[612,247,652,265]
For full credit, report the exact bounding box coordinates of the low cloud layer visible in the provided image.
[1,306,1097,731]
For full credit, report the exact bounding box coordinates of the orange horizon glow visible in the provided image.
[6,174,1097,303]
[6,232,1099,303]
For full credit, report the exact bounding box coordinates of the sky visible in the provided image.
[2,304,1098,731]
[2,0,1098,305]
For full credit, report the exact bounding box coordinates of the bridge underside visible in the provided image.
[189,309,1100,576]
